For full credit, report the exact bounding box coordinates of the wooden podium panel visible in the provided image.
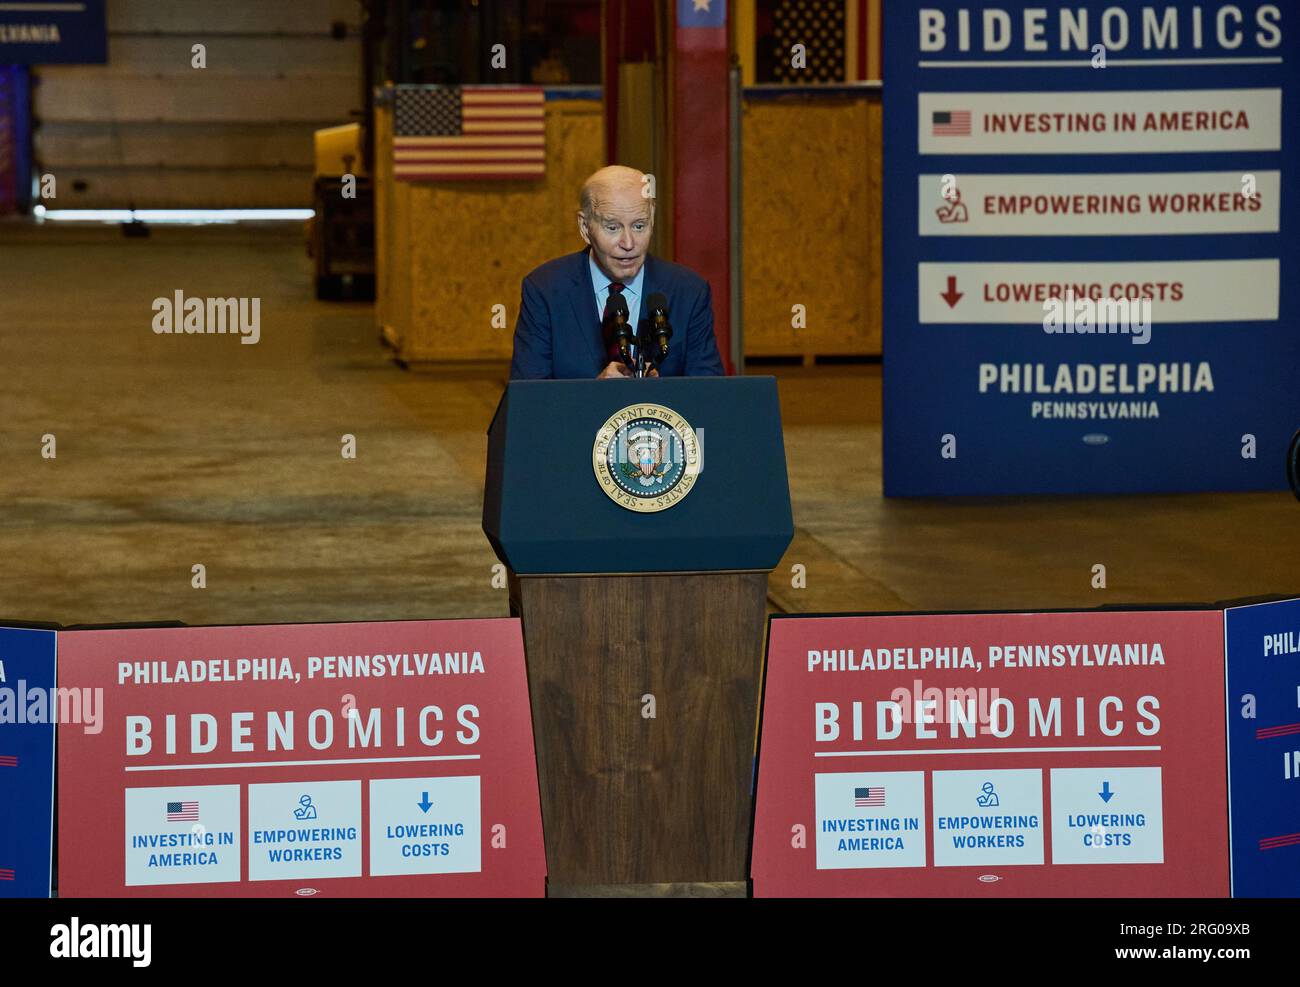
[510,570,767,891]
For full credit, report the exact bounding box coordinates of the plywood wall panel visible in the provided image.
[374,103,396,345]
[741,93,881,358]
[374,103,412,352]
[864,95,882,356]
[376,100,604,365]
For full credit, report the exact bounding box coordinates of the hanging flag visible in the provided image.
[392,86,546,182]
[678,0,726,29]
[768,0,844,83]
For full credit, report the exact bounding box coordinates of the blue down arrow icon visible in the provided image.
[418,792,433,813]
[1098,781,1114,803]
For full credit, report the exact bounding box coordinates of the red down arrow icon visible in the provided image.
[941,275,963,308]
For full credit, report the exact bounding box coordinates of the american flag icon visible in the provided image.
[393,86,546,181]
[0,754,17,767]
[166,801,199,822]
[0,867,14,882]
[854,786,886,807]
[932,110,972,136]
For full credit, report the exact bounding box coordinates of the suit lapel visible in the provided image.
[571,248,603,371]
[639,255,670,368]
[638,254,657,333]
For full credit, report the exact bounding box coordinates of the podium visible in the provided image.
[484,377,793,894]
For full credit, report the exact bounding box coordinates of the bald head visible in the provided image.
[578,165,655,282]
[580,165,654,220]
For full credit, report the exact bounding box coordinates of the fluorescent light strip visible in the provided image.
[33,206,315,223]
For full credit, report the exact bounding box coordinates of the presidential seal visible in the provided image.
[592,403,701,512]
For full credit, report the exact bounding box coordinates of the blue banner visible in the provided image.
[0,67,31,215]
[0,626,57,898]
[0,0,106,64]
[1225,596,1300,897]
[883,1,1300,495]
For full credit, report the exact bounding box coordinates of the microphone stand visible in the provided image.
[619,332,639,378]
[608,308,637,377]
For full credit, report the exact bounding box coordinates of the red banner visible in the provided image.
[753,609,1228,896]
[58,619,545,897]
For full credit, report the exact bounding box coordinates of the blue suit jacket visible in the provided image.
[510,249,726,379]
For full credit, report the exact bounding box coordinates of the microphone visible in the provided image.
[646,292,673,366]
[605,292,634,362]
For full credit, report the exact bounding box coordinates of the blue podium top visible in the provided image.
[483,377,794,574]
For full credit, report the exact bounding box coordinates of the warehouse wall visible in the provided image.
[32,0,362,208]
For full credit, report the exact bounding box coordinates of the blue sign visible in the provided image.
[0,67,31,214]
[0,0,106,64]
[0,626,57,898]
[1225,596,1300,897]
[883,0,1300,495]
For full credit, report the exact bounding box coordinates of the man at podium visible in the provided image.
[509,165,725,380]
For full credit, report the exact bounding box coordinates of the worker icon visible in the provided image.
[293,794,318,820]
[935,187,969,224]
[976,782,1000,807]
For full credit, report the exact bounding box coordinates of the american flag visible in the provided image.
[393,86,545,181]
[0,754,17,767]
[932,110,972,136]
[166,801,199,822]
[854,786,886,807]
[0,867,14,882]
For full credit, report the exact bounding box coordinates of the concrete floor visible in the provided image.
[0,224,1296,626]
